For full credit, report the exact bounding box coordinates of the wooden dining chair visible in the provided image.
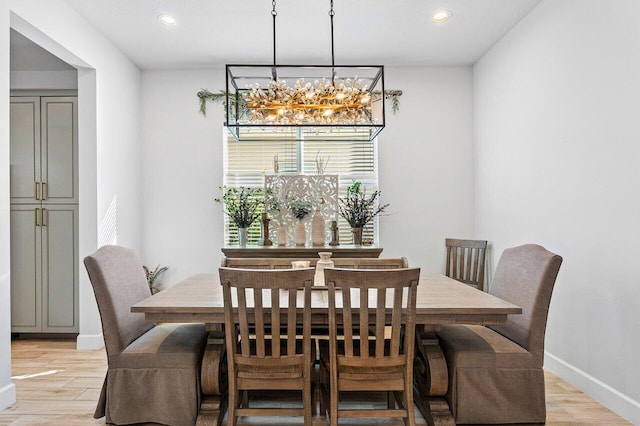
[319,267,420,426]
[219,267,315,426]
[437,244,562,424]
[445,238,488,291]
[84,245,208,426]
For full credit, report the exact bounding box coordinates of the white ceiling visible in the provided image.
[56,0,543,70]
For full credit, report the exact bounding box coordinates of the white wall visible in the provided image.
[380,67,474,272]
[141,69,225,283]
[474,0,640,423]
[0,0,17,412]
[10,70,77,90]
[140,66,474,284]
[2,0,142,364]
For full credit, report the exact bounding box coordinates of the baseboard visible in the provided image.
[545,351,640,425]
[0,382,16,412]
[76,333,104,350]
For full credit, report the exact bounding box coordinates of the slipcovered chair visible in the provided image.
[436,244,562,424]
[84,245,208,425]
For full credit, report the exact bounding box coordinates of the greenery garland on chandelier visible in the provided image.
[196,88,403,117]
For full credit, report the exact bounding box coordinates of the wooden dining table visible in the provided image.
[132,273,521,426]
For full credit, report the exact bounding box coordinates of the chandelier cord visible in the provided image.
[271,0,277,67]
[329,0,335,68]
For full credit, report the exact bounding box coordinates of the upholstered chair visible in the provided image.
[84,245,208,425]
[436,244,562,424]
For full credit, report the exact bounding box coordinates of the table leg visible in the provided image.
[196,324,228,426]
[413,325,455,426]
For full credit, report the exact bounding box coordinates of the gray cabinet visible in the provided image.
[10,96,79,333]
[10,96,78,205]
[10,205,79,333]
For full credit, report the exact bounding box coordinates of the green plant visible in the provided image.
[290,199,312,220]
[143,265,168,295]
[265,188,280,214]
[215,186,263,228]
[338,181,389,228]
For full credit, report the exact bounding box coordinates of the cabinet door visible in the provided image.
[41,97,78,204]
[10,205,42,332]
[10,97,41,204]
[41,205,79,332]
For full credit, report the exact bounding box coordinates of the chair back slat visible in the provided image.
[390,285,404,356]
[254,289,265,357]
[236,288,250,356]
[445,238,488,291]
[271,288,280,357]
[287,288,297,356]
[375,288,386,357]
[359,287,369,359]
[342,288,354,357]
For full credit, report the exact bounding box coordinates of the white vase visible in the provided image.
[237,227,248,247]
[278,224,287,246]
[311,209,325,246]
[315,251,334,286]
[294,220,306,246]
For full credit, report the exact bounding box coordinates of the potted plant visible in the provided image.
[143,264,168,295]
[338,181,389,245]
[290,198,312,246]
[266,193,287,246]
[215,186,263,246]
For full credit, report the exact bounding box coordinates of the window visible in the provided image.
[222,128,380,245]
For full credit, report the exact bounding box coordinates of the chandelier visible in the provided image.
[225,0,385,141]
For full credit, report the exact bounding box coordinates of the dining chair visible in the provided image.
[445,238,488,291]
[319,267,421,426]
[219,267,315,426]
[84,245,208,426]
[436,244,562,424]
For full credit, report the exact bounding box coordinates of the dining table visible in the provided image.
[132,273,522,426]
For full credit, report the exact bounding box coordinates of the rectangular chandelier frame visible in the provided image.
[225,64,385,142]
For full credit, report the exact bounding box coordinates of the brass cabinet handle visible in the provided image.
[35,208,39,227]
[34,182,40,200]
[41,182,47,200]
[41,208,46,227]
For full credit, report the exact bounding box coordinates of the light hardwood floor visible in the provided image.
[0,339,631,425]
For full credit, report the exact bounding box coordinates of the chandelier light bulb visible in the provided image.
[244,77,375,126]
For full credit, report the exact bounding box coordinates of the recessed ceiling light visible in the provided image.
[433,10,452,23]
[158,14,177,26]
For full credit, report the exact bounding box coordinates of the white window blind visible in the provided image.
[222,128,381,245]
